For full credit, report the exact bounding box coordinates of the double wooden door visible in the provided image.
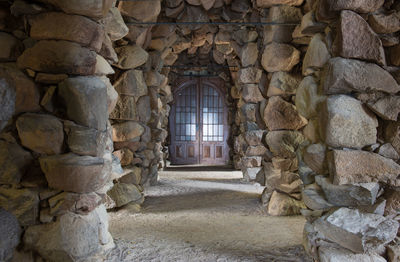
[169,78,229,165]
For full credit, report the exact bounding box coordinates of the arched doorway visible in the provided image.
[169,77,230,165]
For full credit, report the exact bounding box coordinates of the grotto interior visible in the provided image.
[0,0,400,261]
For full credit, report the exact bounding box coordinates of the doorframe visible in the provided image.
[169,76,230,166]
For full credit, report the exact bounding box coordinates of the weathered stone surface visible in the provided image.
[0,63,40,114]
[245,145,268,156]
[303,119,321,143]
[385,122,400,155]
[238,67,262,84]
[244,130,265,146]
[240,42,258,67]
[137,96,151,123]
[30,12,104,52]
[302,34,330,76]
[299,11,326,36]
[303,143,327,175]
[302,184,332,211]
[0,187,39,226]
[261,42,300,72]
[263,25,294,44]
[241,156,262,168]
[0,78,15,131]
[48,192,103,216]
[24,205,112,262]
[100,35,118,64]
[267,5,302,23]
[37,0,114,18]
[0,141,33,185]
[367,96,400,121]
[112,122,144,142]
[0,32,23,61]
[17,40,97,75]
[295,76,325,119]
[243,167,262,182]
[114,45,149,70]
[376,143,399,160]
[267,72,300,97]
[322,57,400,95]
[107,183,143,207]
[319,246,386,262]
[256,0,303,8]
[35,73,68,84]
[387,244,400,262]
[369,12,400,34]
[385,189,400,216]
[330,0,384,13]
[95,55,114,76]
[59,76,108,131]
[103,7,128,41]
[314,208,398,253]
[320,95,378,149]
[390,44,400,66]
[114,70,148,98]
[40,153,111,193]
[328,149,400,186]
[0,208,21,262]
[315,176,380,207]
[264,96,307,131]
[113,149,134,166]
[64,121,107,157]
[242,84,264,103]
[265,130,305,158]
[334,10,386,65]
[118,0,161,22]
[272,157,298,172]
[267,191,306,216]
[110,95,137,121]
[16,113,64,155]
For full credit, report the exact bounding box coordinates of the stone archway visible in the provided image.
[0,0,400,261]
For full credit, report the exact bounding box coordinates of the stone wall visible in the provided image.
[1,0,400,261]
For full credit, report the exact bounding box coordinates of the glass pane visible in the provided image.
[203,125,208,136]
[219,125,223,136]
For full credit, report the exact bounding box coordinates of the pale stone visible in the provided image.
[118,0,161,22]
[16,113,64,155]
[328,149,400,187]
[322,57,400,95]
[385,122,400,155]
[267,72,300,97]
[114,45,149,70]
[59,76,108,131]
[295,76,325,119]
[0,209,21,262]
[48,192,103,216]
[302,34,330,76]
[369,12,400,34]
[242,84,264,103]
[114,70,148,99]
[315,176,380,207]
[330,0,385,13]
[110,95,137,121]
[240,42,258,67]
[319,246,386,262]
[103,7,129,41]
[303,143,327,175]
[238,67,262,84]
[263,25,294,44]
[17,40,97,75]
[266,5,302,23]
[313,208,398,253]
[256,0,303,8]
[261,42,300,72]
[267,191,306,216]
[112,121,144,142]
[376,143,399,160]
[29,12,104,52]
[367,96,400,121]
[95,55,114,76]
[36,0,114,18]
[320,95,378,149]
[264,96,308,131]
[299,11,326,36]
[243,167,262,182]
[385,189,400,216]
[334,10,386,65]
[265,130,305,158]
[40,153,111,194]
[107,183,143,207]
[302,184,333,211]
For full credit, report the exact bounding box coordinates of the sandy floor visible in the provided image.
[106,168,311,262]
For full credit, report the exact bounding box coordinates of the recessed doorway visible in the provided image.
[169,77,230,166]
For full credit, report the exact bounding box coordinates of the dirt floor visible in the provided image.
[105,168,311,262]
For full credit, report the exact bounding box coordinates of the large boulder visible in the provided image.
[0,187,39,226]
[114,45,149,70]
[103,7,129,41]
[333,10,386,65]
[110,95,138,121]
[24,205,113,262]
[267,72,300,97]
[315,176,380,207]
[112,121,144,142]
[16,113,64,155]
[319,246,386,262]
[303,143,327,175]
[385,122,400,155]
[313,208,398,253]
[59,76,108,131]
[64,121,108,157]
[295,76,325,119]
[29,12,104,52]
[261,42,300,72]
[321,57,400,95]
[368,12,400,34]
[267,191,306,216]
[0,141,33,185]
[0,78,15,132]
[0,209,21,262]
[240,43,258,67]
[266,5,302,23]
[330,0,384,13]
[36,0,114,18]
[265,130,305,158]
[114,69,148,98]
[302,34,330,76]
[264,96,307,131]
[0,63,40,114]
[242,84,264,103]
[256,0,303,8]
[17,40,97,75]
[118,0,161,22]
[39,153,111,193]
[237,67,262,84]
[367,96,400,121]
[320,95,378,149]
[107,183,143,207]
[328,149,400,186]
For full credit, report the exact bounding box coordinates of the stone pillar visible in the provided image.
[0,0,118,260]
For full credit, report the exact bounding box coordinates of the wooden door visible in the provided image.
[169,78,229,166]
